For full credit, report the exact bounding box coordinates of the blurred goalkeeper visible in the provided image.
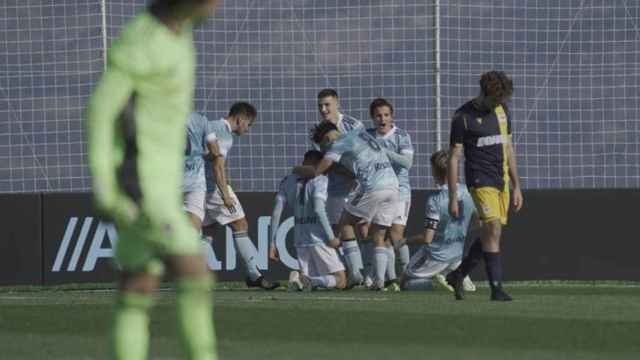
[87,1,218,359]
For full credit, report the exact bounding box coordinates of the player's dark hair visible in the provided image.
[369,97,394,119]
[303,150,324,164]
[479,71,513,104]
[151,0,207,11]
[310,121,338,144]
[228,102,257,121]
[430,150,449,183]
[317,88,338,99]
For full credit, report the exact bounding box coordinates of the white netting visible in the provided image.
[0,0,102,192]
[1,1,638,192]
[440,0,640,188]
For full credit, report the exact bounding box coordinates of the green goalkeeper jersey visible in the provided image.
[87,11,195,221]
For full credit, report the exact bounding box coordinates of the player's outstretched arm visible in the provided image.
[87,66,137,221]
[269,194,286,260]
[384,149,413,169]
[448,145,463,217]
[506,141,523,212]
[292,156,334,178]
[312,182,339,248]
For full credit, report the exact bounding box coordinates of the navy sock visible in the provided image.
[483,251,503,290]
[457,238,483,277]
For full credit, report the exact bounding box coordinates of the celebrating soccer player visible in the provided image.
[362,98,414,289]
[399,150,476,292]
[202,102,280,290]
[269,150,347,291]
[297,122,400,290]
[445,71,523,301]
[312,89,366,283]
[183,111,217,231]
[86,1,219,359]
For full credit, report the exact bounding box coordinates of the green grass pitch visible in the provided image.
[1,282,639,359]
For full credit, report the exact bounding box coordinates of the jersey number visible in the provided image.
[358,132,381,152]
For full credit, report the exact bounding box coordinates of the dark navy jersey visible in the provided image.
[449,100,512,191]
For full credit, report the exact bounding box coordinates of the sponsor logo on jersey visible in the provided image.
[477,134,508,147]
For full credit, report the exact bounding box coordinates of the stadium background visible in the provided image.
[1,0,639,193]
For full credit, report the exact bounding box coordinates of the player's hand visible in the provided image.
[327,238,341,249]
[221,192,237,213]
[448,198,460,218]
[269,245,280,261]
[512,187,524,212]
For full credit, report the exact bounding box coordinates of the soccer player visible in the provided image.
[269,150,346,291]
[363,98,413,288]
[202,102,280,290]
[445,71,524,301]
[399,150,477,291]
[86,1,218,359]
[183,112,217,231]
[313,89,365,280]
[297,122,400,290]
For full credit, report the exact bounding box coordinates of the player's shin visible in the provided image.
[397,242,410,272]
[456,238,483,277]
[373,246,388,289]
[111,292,153,360]
[385,245,397,281]
[232,230,262,281]
[176,275,217,360]
[342,239,363,283]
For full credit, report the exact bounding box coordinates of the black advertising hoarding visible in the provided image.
[501,189,640,281]
[27,189,640,285]
[41,192,297,285]
[0,194,42,285]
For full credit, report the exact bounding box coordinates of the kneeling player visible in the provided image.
[269,150,346,290]
[399,150,476,291]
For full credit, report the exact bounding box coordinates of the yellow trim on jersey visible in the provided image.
[494,105,510,192]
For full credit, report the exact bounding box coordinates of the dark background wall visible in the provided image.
[1,190,638,286]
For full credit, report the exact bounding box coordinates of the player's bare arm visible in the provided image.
[293,156,334,178]
[207,140,235,210]
[448,144,463,218]
[506,141,523,212]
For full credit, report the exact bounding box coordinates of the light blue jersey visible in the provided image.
[325,130,399,193]
[183,112,210,192]
[424,184,476,262]
[366,126,413,201]
[276,174,334,248]
[204,118,235,192]
[312,113,364,197]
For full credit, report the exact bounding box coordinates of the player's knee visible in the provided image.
[166,254,209,278]
[334,271,347,289]
[230,217,248,232]
[484,220,502,239]
[119,272,159,294]
[389,225,404,241]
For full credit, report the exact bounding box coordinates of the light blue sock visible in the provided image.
[342,240,363,280]
[361,241,375,279]
[398,243,410,272]
[386,246,397,281]
[374,247,388,288]
[308,275,337,289]
[403,278,434,291]
[233,231,262,281]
